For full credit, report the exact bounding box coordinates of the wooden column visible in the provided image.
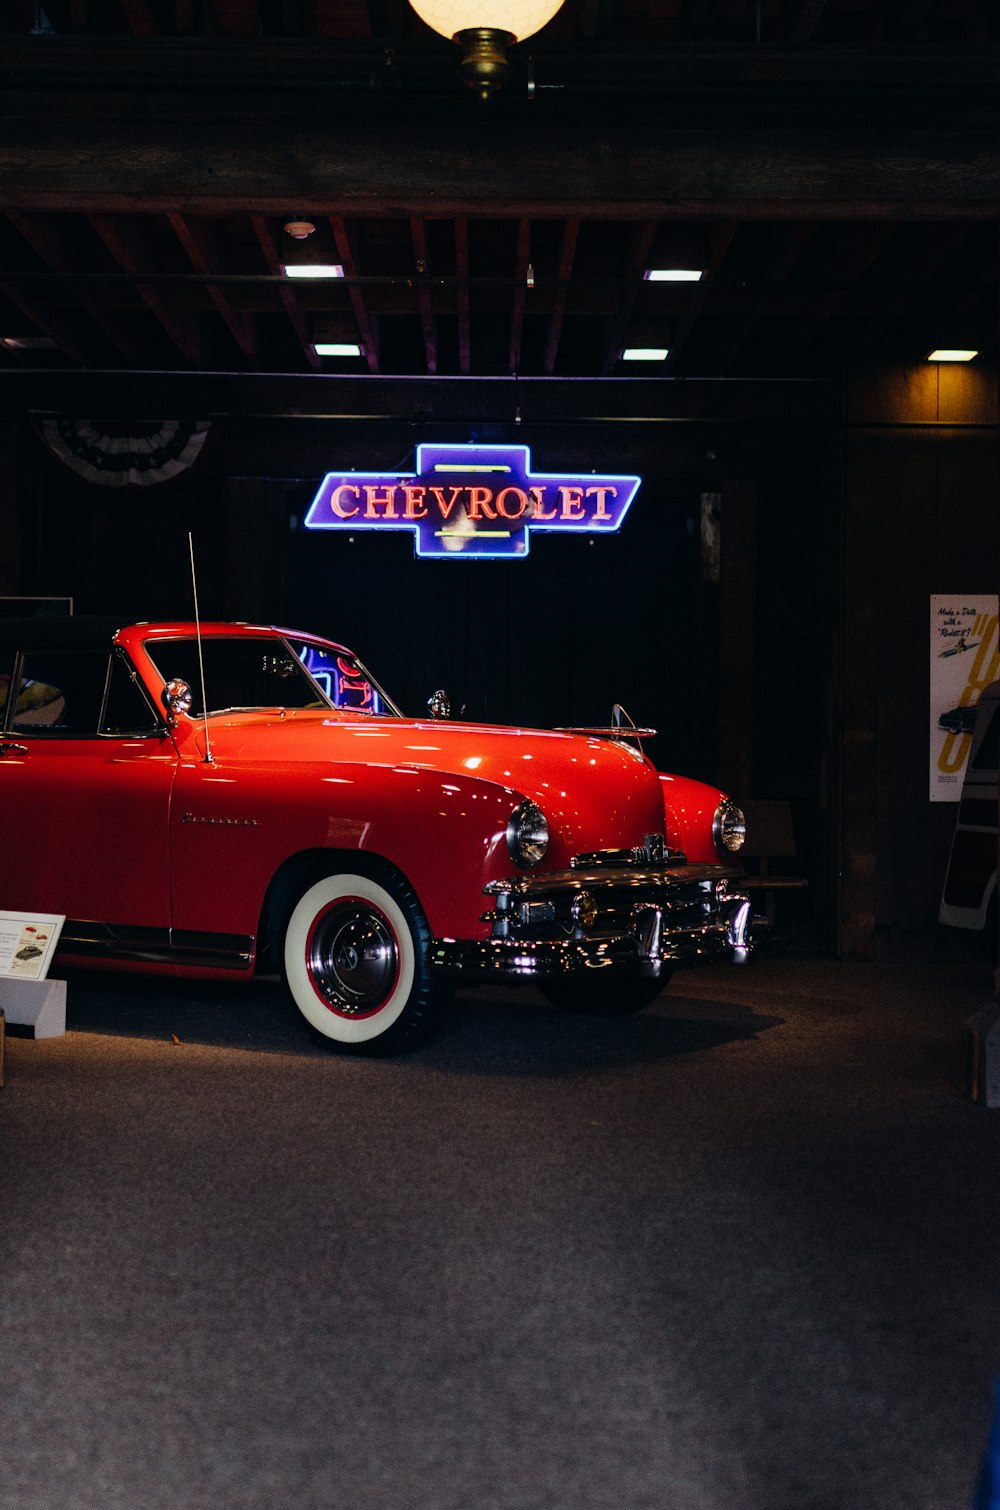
[0,419,21,595]
[716,480,757,803]
[838,437,879,959]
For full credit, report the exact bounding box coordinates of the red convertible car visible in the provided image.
[0,617,753,1052]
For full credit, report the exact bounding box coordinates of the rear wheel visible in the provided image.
[282,866,440,1053]
[539,975,671,1015]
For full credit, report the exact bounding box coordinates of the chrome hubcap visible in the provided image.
[306,900,399,1017]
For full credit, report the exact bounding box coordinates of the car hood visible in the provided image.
[186,710,665,864]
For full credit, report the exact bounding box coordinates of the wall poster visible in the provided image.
[930,594,1000,801]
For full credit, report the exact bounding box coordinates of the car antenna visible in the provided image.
[188,531,214,765]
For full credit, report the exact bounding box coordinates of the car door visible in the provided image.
[0,645,175,931]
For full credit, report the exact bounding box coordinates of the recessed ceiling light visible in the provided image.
[643,269,704,282]
[281,264,345,279]
[927,348,978,362]
[622,347,669,361]
[313,342,363,357]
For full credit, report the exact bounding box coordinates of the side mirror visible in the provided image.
[427,689,452,720]
[162,678,193,722]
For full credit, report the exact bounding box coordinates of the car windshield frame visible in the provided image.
[144,633,401,719]
[283,636,402,719]
[144,634,335,717]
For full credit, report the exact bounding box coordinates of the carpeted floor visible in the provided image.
[3,955,999,1510]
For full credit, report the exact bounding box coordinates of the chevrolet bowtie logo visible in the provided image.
[304,442,642,560]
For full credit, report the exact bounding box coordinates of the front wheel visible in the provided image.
[539,974,671,1015]
[282,866,440,1053]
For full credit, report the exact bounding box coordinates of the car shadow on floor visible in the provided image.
[57,970,784,1073]
[61,972,324,1056]
[426,985,785,1075]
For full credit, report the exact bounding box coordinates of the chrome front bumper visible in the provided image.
[428,862,755,982]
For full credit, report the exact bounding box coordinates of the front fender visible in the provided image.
[168,758,531,942]
[658,772,728,865]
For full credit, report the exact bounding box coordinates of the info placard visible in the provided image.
[0,912,65,981]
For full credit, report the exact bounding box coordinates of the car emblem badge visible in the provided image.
[181,813,260,827]
[644,833,665,865]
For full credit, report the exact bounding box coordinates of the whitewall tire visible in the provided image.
[282,868,439,1053]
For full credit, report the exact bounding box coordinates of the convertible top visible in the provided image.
[0,616,134,652]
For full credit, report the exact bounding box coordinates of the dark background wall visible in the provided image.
[284,484,702,755]
[840,362,1000,957]
[4,360,998,960]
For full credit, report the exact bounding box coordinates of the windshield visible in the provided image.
[146,635,399,718]
[147,636,332,716]
[285,638,401,717]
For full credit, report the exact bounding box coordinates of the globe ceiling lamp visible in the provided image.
[408,0,565,98]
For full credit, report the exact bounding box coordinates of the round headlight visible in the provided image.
[713,798,746,856]
[507,799,549,868]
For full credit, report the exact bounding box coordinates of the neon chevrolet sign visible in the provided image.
[304,443,642,559]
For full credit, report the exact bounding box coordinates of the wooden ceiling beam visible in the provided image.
[856,223,982,347]
[603,221,657,373]
[889,0,938,42]
[782,222,898,359]
[508,218,530,375]
[88,213,203,365]
[5,210,149,365]
[454,218,470,375]
[0,2,34,35]
[576,0,615,39]
[250,214,321,370]
[543,218,579,375]
[1,112,997,218]
[0,282,91,367]
[715,222,819,374]
[0,369,829,424]
[683,0,717,43]
[5,35,1000,93]
[366,0,411,36]
[167,213,259,362]
[329,216,379,374]
[409,217,437,375]
[665,221,738,371]
[210,3,262,35]
[784,0,831,45]
[316,1,375,37]
[116,0,157,36]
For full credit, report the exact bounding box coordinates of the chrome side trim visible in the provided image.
[58,920,255,971]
